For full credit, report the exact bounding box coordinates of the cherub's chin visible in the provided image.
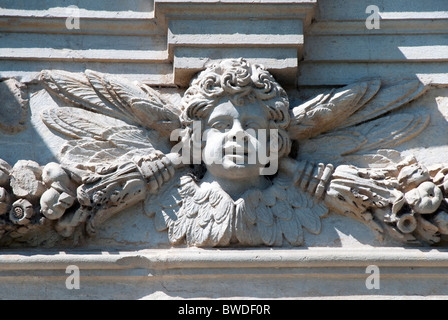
[225,154,247,163]
[221,159,262,175]
[222,156,249,168]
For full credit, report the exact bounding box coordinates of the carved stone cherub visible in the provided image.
[147,59,334,246]
[2,57,445,247]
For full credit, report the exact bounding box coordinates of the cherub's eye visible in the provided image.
[210,120,231,131]
[244,121,263,130]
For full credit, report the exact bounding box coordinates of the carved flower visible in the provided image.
[9,199,34,225]
[405,181,443,214]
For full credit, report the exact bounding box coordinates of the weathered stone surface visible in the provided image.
[300,0,448,86]
[0,0,316,86]
[0,58,447,250]
[1,0,448,300]
[0,79,28,134]
[10,160,45,201]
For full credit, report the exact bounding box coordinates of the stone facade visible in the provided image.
[1,0,448,299]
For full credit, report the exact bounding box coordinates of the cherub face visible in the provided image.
[202,97,272,180]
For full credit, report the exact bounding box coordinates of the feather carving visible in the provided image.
[291,79,429,166]
[289,79,427,143]
[40,69,181,137]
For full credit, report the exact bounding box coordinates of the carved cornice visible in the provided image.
[300,1,448,86]
[3,248,448,272]
[1,248,448,299]
[0,0,317,87]
[157,0,317,86]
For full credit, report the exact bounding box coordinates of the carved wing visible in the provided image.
[235,160,330,246]
[39,69,183,168]
[40,69,181,136]
[288,79,448,245]
[146,174,234,247]
[289,79,429,165]
[41,107,163,168]
[147,171,329,247]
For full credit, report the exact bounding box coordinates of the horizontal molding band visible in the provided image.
[0,6,159,36]
[154,1,317,30]
[168,18,304,48]
[0,248,447,299]
[1,248,448,272]
[0,8,154,19]
[298,61,448,86]
[308,20,448,36]
[169,36,303,47]
[155,0,316,17]
[0,61,174,85]
[0,48,168,63]
[0,16,161,36]
[304,35,448,62]
[316,0,448,21]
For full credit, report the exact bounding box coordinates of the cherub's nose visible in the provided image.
[227,120,248,143]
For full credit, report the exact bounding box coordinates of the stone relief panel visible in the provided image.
[1,58,448,248]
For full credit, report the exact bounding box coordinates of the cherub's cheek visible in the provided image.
[203,128,219,139]
[206,132,227,147]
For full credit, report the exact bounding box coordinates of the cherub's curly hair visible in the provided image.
[181,58,290,126]
[180,58,291,159]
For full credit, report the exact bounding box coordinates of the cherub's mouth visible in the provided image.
[227,153,248,159]
[223,142,249,159]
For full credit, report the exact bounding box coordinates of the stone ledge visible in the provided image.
[2,247,448,271]
[1,248,448,299]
